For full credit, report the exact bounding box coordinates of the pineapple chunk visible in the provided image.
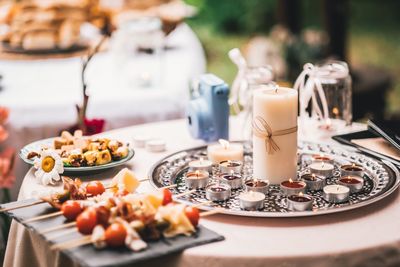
[61,131,74,143]
[54,137,68,149]
[74,138,88,151]
[96,150,112,165]
[111,168,140,193]
[108,140,122,152]
[88,142,101,151]
[84,150,97,166]
[111,146,128,160]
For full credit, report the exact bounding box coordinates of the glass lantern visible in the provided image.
[231,66,274,140]
[314,60,352,127]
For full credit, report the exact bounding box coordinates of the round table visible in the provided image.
[0,23,206,199]
[4,117,400,267]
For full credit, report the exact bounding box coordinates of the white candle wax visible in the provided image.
[188,159,213,172]
[239,191,265,201]
[146,139,166,152]
[253,87,298,184]
[239,191,265,210]
[207,140,244,164]
[309,162,334,177]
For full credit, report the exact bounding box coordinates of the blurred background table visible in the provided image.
[7,117,400,267]
[0,23,205,199]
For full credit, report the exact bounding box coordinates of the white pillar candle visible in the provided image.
[207,139,244,164]
[253,86,298,184]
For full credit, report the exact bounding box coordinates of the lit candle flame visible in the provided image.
[332,107,339,117]
[195,170,200,178]
[218,139,230,150]
[352,163,356,168]
[311,174,316,180]
[299,192,304,197]
[289,178,293,183]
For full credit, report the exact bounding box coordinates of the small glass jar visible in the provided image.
[313,60,352,126]
[232,66,274,141]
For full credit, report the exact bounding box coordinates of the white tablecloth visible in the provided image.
[0,24,206,198]
[5,116,400,267]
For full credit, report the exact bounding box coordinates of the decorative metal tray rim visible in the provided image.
[149,141,400,218]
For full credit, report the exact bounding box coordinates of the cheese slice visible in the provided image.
[111,168,140,193]
[157,204,195,238]
[144,193,163,209]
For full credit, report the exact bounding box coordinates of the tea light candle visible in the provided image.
[340,163,364,177]
[207,139,244,164]
[132,135,150,148]
[219,171,242,189]
[185,170,210,189]
[239,191,265,211]
[287,193,313,211]
[312,153,334,164]
[280,179,306,196]
[146,139,166,152]
[301,173,326,191]
[243,179,269,195]
[309,162,334,177]
[323,184,350,203]
[188,158,213,173]
[253,86,298,184]
[205,183,231,202]
[219,160,243,174]
[338,176,364,193]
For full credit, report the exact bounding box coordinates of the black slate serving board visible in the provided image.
[1,199,224,267]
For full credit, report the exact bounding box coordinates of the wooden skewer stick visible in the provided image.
[40,221,77,235]
[23,211,63,224]
[51,235,91,250]
[200,208,223,217]
[1,177,151,214]
[55,238,94,251]
[53,208,223,251]
[193,201,213,208]
[174,189,196,198]
[0,200,45,213]
[25,183,177,224]
[160,184,177,190]
[47,227,78,240]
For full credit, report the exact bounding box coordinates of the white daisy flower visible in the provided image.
[33,149,64,186]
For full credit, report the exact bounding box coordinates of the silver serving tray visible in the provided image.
[149,141,400,217]
[19,137,135,174]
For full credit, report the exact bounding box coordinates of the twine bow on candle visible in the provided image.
[252,116,297,155]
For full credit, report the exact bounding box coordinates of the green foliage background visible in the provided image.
[184,0,400,115]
